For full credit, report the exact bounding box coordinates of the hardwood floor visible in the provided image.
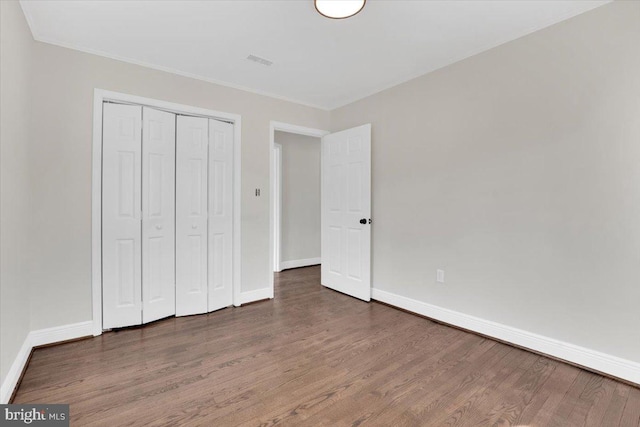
[13,266,640,426]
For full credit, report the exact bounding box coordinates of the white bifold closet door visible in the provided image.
[207,119,234,312]
[102,103,143,328]
[175,115,209,316]
[103,104,233,327]
[141,107,176,323]
[175,116,234,316]
[102,104,176,329]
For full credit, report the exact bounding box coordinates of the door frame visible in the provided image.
[92,89,242,336]
[273,143,282,273]
[269,121,328,297]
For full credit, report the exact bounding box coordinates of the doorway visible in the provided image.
[269,121,372,301]
[274,130,322,272]
[269,122,328,295]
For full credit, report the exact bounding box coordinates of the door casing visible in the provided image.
[273,143,282,273]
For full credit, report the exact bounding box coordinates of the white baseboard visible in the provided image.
[280,257,321,271]
[29,321,93,348]
[372,288,640,385]
[238,288,273,305]
[0,321,93,403]
[0,335,32,404]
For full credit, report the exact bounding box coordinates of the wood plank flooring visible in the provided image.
[13,266,640,426]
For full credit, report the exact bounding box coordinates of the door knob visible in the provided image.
[156,225,163,230]
[192,224,198,229]
[360,218,367,225]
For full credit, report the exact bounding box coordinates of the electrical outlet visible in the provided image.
[436,269,445,283]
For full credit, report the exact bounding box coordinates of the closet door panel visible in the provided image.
[102,103,143,329]
[142,107,176,323]
[208,119,234,312]
[176,116,209,316]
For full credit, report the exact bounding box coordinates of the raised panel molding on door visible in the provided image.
[102,103,143,328]
[176,115,209,316]
[141,107,176,323]
[321,124,371,301]
[208,119,234,312]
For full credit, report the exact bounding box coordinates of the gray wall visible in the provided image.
[0,1,34,386]
[331,0,640,362]
[275,131,321,264]
[25,40,329,330]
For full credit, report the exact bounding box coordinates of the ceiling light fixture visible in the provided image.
[315,0,366,19]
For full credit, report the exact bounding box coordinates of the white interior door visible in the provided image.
[102,103,143,328]
[321,124,371,301]
[141,107,176,323]
[208,119,234,311]
[176,115,209,316]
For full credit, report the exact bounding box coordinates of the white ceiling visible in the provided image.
[20,0,609,110]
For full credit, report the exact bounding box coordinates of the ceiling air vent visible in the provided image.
[247,54,273,67]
